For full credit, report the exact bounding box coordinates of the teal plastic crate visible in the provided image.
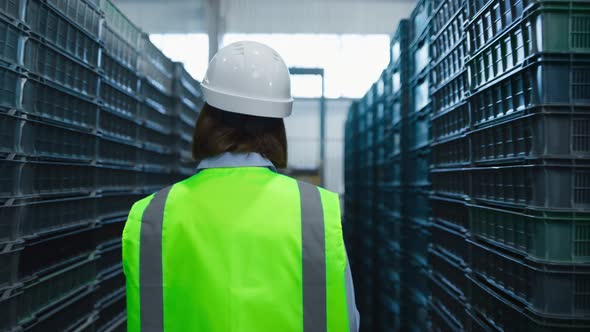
[100,0,141,49]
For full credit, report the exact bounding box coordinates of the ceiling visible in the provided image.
[113,0,417,35]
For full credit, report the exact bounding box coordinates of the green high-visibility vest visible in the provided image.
[123,159,355,331]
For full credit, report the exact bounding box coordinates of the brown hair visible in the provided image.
[192,103,288,168]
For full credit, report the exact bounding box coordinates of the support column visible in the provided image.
[207,0,225,60]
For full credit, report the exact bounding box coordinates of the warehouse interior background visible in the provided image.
[116,0,418,193]
[1,0,589,331]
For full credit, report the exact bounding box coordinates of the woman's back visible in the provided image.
[123,163,354,331]
[123,41,358,332]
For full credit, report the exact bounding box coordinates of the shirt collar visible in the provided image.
[196,152,277,172]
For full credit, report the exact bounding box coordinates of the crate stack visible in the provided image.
[400,0,433,330]
[95,0,144,330]
[343,101,367,330]
[0,0,119,331]
[373,68,395,331]
[0,0,203,331]
[343,101,359,255]
[343,73,379,332]
[355,89,379,332]
[459,0,590,330]
[373,19,410,332]
[171,63,203,182]
[137,34,177,177]
[427,0,473,331]
[344,0,590,330]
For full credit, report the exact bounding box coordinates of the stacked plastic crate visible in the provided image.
[373,20,410,332]
[373,70,395,329]
[137,34,176,181]
[0,0,203,330]
[460,0,590,330]
[343,102,365,331]
[171,63,202,182]
[95,0,145,330]
[343,101,359,257]
[427,0,474,331]
[0,0,107,331]
[400,0,433,330]
[355,88,378,332]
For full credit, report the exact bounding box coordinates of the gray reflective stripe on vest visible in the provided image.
[345,258,358,332]
[297,181,327,332]
[140,186,172,331]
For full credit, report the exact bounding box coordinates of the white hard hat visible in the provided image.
[200,41,293,118]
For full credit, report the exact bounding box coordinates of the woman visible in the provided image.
[123,41,359,332]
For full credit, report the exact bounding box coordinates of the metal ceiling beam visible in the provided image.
[113,0,415,35]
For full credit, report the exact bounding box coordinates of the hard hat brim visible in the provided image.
[201,83,293,118]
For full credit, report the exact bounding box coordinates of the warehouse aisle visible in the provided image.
[1,0,590,331]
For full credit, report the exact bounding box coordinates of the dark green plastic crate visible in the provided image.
[1,159,96,199]
[407,112,430,150]
[94,290,126,332]
[431,195,470,231]
[101,52,140,94]
[469,57,590,129]
[100,0,141,49]
[102,25,139,69]
[431,0,465,48]
[470,112,590,164]
[0,253,98,329]
[470,204,590,263]
[0,65,24,111]
[434,163,590,210]
[410,0,433,44]
[468,276,590,332]
[430,246,469,297]
[95,192,144,221]
[411,35,431,78]
[471,163,590,210]
[430,272,469,332]
[411,74,430,114]
[390,19,409,69]
[45,0,101,39]
[0,0,21,20]
[431,101,469,141]
[469,240,590,318]
[432,134,470,168]
[18,116,98,162]
[22,77,99,132]
[432,69,467,115]
[431,167,470,199]
[100,80,140,121]
[466,0,590,56]
[24,0,100,68]
[23,286,97,332]
[97,136,139,167]
[23,38,99,98]
[431,219,470,266]
[0,16,25,68]
[0,195,97,246]
[98,108,139,144]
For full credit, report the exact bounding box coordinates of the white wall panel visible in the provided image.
[286,98,352,194]
[285,99,321,170]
